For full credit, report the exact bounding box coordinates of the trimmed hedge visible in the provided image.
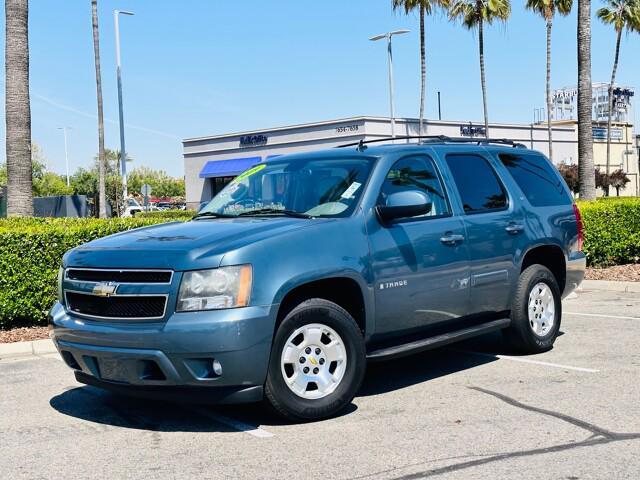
[0,198,638,329]
[0,217,186,328]
[135,209,196,220]
[578,197,640,267]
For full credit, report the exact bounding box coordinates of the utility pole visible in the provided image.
[369,30,410,139]
[114,9,134,205]
[57,127,71,186]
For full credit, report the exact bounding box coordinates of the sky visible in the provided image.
[0,0,638,177]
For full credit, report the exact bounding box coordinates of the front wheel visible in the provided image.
[504,264,562,353]
[265,299,366,422]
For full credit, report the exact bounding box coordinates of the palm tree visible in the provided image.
[526,0,573,163]
[449,0,511,138]
[5,0,33,216]
[577,0,596,200]
[597,0,640,180]
[392,0,450,136]
[91,0,108,218]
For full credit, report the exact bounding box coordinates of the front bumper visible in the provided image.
[49,302,277,403]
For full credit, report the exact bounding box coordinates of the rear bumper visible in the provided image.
[49,301,277,402]
[563,252,586,298]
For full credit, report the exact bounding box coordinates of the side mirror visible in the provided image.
[376,190,432,223]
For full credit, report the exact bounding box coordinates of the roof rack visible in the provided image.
[337,135,528,151]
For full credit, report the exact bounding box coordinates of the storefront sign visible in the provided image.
[240,134,268,147]
[592,127,623,140]
[460,125,486,137]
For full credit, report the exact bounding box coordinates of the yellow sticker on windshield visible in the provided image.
[235,163,266,182]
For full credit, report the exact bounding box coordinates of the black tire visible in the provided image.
[504,264,562,354]
[264,298,366,422]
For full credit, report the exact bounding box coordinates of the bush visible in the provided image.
[1,198,639,329]
[0,217,188,329]
[578,197,640,267]
[135,210,195,221]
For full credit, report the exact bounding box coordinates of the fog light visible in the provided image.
[212,359,223,376]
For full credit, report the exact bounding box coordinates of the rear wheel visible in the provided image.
[504,264,562,353]
[265,298,366,421]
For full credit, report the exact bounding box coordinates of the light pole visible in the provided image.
[57,127,71,186]
[369,29,410,138]
[114,9,134,205]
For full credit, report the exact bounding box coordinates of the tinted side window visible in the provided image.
[445,154,508,213]
[499,153,572,206]
[380,156,450,217]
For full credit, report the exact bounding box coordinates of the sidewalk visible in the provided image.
[0,338,57,360]
[580,279,640,293]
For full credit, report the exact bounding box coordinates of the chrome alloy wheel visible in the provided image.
[528,282,555,336]
[280,323,347,400]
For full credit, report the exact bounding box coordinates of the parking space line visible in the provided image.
[452,349,599,373]
[191,407,274,438]
[565,311,640,321]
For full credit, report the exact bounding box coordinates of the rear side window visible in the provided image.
[445,154,507,213]
[499,153,572,207]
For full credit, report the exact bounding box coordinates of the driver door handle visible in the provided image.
[440,233,464,245]
[505,223,524,234]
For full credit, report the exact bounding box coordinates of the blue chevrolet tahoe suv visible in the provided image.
[50,138,586,421]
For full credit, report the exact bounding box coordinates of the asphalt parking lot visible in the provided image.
[1,287,639,480]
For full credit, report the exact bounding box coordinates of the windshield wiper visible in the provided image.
[237,208,313,219]
[192,211,236,219]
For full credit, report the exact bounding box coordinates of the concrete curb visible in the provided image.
[580,279,640,293]
[0,338,56,360]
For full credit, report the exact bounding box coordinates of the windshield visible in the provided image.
[198,156,374,218]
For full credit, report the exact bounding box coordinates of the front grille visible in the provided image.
[66,292,167,320]
[66,269,172,284]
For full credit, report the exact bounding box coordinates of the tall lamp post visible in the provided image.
[114,9,134,205]
[57,127,71,186]
[369,29,410,138]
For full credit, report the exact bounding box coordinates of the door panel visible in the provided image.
[444,153,526,314]
[368,155,471,339]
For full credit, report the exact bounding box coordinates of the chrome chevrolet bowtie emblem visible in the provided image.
[92,282,117,297]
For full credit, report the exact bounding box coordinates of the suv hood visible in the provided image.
[63,217,318,270]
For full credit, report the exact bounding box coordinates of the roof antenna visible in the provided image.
[356,139,368,152]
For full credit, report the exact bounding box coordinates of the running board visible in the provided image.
[366,317,511,361]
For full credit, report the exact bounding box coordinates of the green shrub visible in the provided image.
[135,210,195,220]
[578,197,640,267]
[1,198,639,329]
[0,217,188,329]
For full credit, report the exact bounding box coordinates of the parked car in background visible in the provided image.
[50,137,585,421]
[121,198,143,217]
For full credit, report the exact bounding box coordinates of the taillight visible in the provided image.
[573,203,584,252]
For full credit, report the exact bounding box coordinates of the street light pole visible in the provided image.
[369,30,410,139]
[114,9,134,205]
[57,127,71,186]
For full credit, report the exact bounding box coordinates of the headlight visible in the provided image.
[58,267,64,303]
[177,265,252,312]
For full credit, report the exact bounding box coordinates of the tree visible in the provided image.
[0,144,72,197]
[526,0,573,163]
[608,168,630,195]
[128,166,185,199]
[449,0,511,138]
[597,0,640,176]
[392,0,450,135]
[5,0,33,216]
[577,0,596,199]
[91,0,108,218]
[557,164,611,195]
[557,163,579,194]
